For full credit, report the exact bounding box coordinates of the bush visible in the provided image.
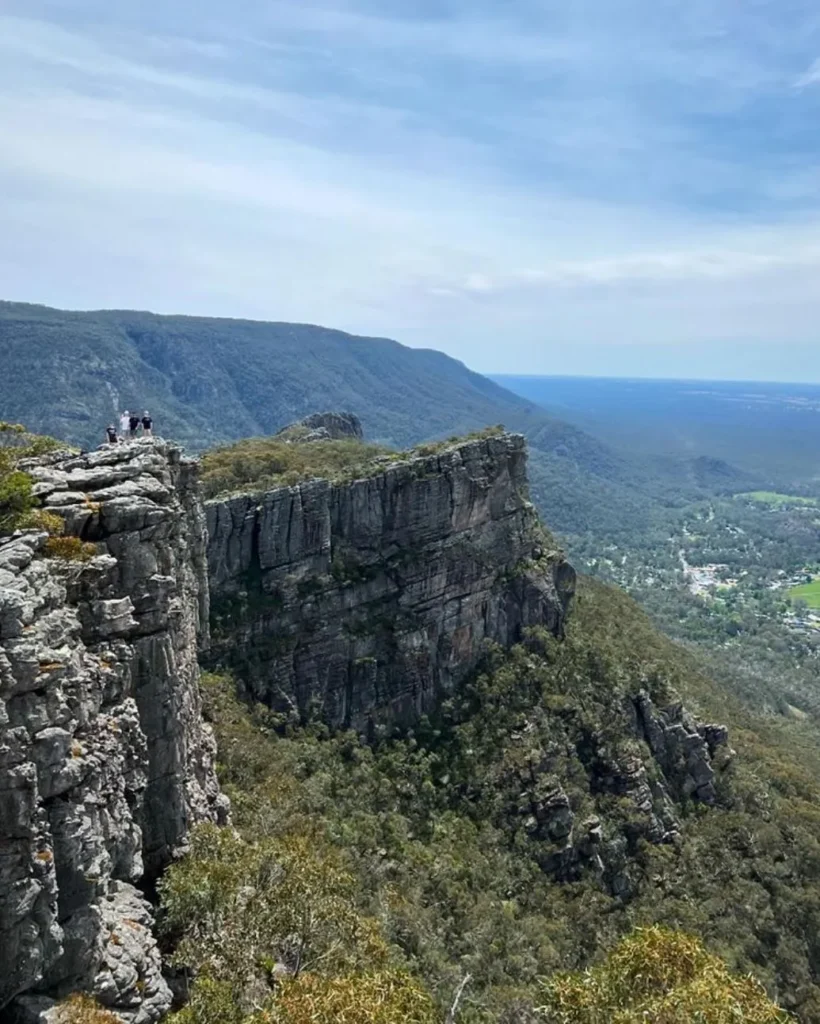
[536,926,789,1023]
[199,427,508,499]
[271,970,439,1024]
[44,535,97,561]
[18,508,66,535]
[54,994,121,1023]
[0,420,67,536]
[0,469,35,532]
[161,825,404,1024]
[200,438,393,498]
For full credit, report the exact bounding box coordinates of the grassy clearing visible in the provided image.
[790,579,820,609]
[200,426,506,499]
[200,438,396,498]
[739,490,818,507]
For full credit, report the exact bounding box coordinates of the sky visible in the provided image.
[3,1,820,380]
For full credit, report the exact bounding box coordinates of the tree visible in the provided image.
[160,824,433,1024]
[537,926,789,1023]
[0,421,65,535]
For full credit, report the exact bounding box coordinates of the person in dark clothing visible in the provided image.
[106,424,118,444]
[142,411,153,437]
[128,413,140,438]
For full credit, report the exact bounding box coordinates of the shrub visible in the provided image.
[18,508,66,535]
[0,469,35,532]
[199,426,508,499]
[270,970,439,1024]
[200,438,393,498]
[161,825,400,1024]
[0,421,67,536]
[44,536,97,561]
[536,926,789,1023]
[54,994,121,1024]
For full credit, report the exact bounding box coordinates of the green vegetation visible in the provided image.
[200,437,393,498]
[55,995,120,1023]
[0,421,97,560]
[0,301,707,546]
[272,970,438,1024]
[740,491,818,507]
[0,421,66,535]
[200,426,506,498]
[166,575,820,1021]
[789,579,820,610]
[537,927,788,1023]
[160,826,435,1024]
[43,535,98,562]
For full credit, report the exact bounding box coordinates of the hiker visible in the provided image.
[106,424,118,444]
[142,411,153,437]
[120,410,130,437]
[128,412,140,438]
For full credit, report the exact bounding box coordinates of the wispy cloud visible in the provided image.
[2,1,820,379]
[794,58,820,88]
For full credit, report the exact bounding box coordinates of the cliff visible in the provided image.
[0,429,735,1022]
[205,433,576,730]
[0,440,227,1021]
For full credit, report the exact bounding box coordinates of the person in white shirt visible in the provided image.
[119,410,130,437]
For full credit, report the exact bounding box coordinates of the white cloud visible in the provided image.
[2,2,820,377]
[794,58,820,88]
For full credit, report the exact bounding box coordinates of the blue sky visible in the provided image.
[3,1,820,379]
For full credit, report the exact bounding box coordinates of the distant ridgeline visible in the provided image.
[0,301,759,553]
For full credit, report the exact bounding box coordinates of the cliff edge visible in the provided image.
[205,432,576,730]
[0,440,227,1021]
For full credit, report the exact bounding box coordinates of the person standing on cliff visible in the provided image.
[106,424,118,444]
[142,411,153,437]
[128,412,140,438]
[120,410,130,437]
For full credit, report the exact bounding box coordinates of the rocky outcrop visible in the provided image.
[206,433,575,731]
[504,684,731,897]
[634,692,733,805]
[0,440,226,1019]
[275,411,363,443]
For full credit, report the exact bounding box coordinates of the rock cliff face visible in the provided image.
[0,428,734,1019]
[0,440,226,1020]
[205,433,576,730]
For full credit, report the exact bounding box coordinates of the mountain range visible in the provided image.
[0,300,752,543]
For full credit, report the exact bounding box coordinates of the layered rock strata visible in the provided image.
[206,432,576,730]
[0,440,226,1020]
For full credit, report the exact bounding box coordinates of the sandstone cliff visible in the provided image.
[0,440,226,1021]
[205,433,576,730]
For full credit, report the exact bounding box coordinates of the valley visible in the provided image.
[3,313,820,1022]
[497,376,820,728]
[8,0,820,1015]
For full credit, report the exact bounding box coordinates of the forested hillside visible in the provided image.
[0,301,544,449]
[167,579,820,1022]
[0,301,755,550]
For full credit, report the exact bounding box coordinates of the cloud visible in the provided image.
[794,58,820,88]
[2,2,820,378]
[434,241,820,297]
